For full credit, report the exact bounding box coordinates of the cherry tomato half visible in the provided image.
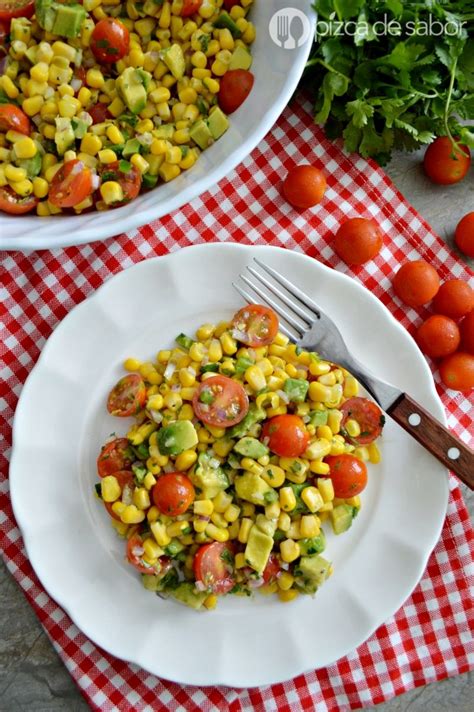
[416,315,460,359]
[103,470,133,521]
[460,311,474,355]
[282,164,327,210]
[107,373,146,417]
[334,217,383,266]
[97,437,133,478]
[218,69,254,114]
[193,541,235,594]
[432,279,474,320]
[127,534,172,576]
[48,159,94,208]
[392,260,440,307]
[180,0,202,16]
[152,472,195,516]
[325,455,368,498]
[0,0,34,22]
[88,102,111,124]
[262,553,281,584]
[0,186,37,214]
[340,397,384,445]
[0,103,30,135]
[455,212,474,259]
[91,18,129,64]
[193,375,249,428]
[423,137,471,185]
[261,414,309,458]
[99,160,141,206]
[439,352,474,392]
[231,304,279,347]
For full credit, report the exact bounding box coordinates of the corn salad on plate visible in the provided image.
[0,1,315,250]
[10,244,449,686]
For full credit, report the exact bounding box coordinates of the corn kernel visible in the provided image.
[280,539,300,563]
[175,449,197,471]
[32,177,49,199]
[100,180,124,205]
[150,520,171,547]
[120,505,146,524]
[279,486,296,512]
[238,517,253,544]
[101,475,121,502]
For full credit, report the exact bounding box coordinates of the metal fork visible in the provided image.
[277,14,289,48]
[234,259,473,489]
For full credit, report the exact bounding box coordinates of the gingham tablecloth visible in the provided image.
[1,97,473,711]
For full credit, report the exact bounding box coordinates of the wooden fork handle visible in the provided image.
[387,393,474,490]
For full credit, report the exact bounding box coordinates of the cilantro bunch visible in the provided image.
[303,0,474,164]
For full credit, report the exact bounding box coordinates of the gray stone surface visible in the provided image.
[1,149,473,711]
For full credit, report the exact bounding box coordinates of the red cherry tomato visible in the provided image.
[0,186,37,214]
[91,18,129,64]
[334,217,383,266]
[0,104,30,135]
[218,69,254,114]
[193,375,249,428]
[392,260,440,307]
[325,455,368,498]
[97,438,133,478]
[99,160,141,206]
[231,304,279,347]
[262,553,280,584]
[48,159,94,208]
[127,534,172,576]
[439,352,474,392]
[340,397,384,445]
[224,0,240,9]
[416,315,461,359]
[460,311,474,354]
[455,212,474,259]
[103,470,133,521]
[152,472,195,516]
[261,414,309,458]
[88,102,111,124]
[0,20,10,52]
[193,541,235,594]
[432,279,474,320]
[180,0,202,16]
[423,137,471,185]
[107,373,146,417]
[282,164,327,210]
[0,0,34,21]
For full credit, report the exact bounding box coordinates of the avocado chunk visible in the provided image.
[294,555,331,594]
[162,43,185,79]
[171,582,209,609]
[213,11,242,38]
[308,410,328,427]
[234,471,276,506]
[141,567,179,592]
[71,117,89,139]
[116,67,151,114]
[228,404,266,439]
[17,148,42,179]
[53,4,86,38]
[284,377,309,403]
[122,138,142,158]
[299,533,326,557]
[233,437,269,460]
[255,513,277,537]
[190,119,213,150]
[164,538,186,557]
[208,107,229,140]
[10,17,31,43]
[244,525,273,574]
[157,420,198,457]
[154,123,175,140]
[229,45,252,71]
[189,452,229,499]
[54,117,75,155]
[331,504,355,535]
[234,356,254,375]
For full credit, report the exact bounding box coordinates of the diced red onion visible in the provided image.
[276,389,289,404]
[91,174,100,190]
[71,77,82,92]
[163,362,176,381]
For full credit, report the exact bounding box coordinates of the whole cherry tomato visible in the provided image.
[423,137,471,185]
[282,164,326,209]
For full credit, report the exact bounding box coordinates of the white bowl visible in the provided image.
[0,2,315,252]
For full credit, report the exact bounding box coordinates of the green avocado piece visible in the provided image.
[294,555,331,594]
[255,513,277,537]
[244,525,273,574]
[162,43,185,79]
[233,437,269,460]
[171,582,209,609]
[331,504,354,535]
[308,410,328,427]
[208,107,229,140]
[17,148,42,179]
[10,17,31,43]
[228,404,266,439]
[157,420,198,456]
[213,11,242,38]
[122,138,142,158]
[142,567,179,592]
[229,45,252,71]
[71,117,89,139]
[298,533,326,557]
[284,377,309,403]
[234,471,275,506]
[116,67,150,114]
[52,4,86,38]
[54,117,75,155]
[190,452,229,499]
[189,119,213,150]
[154,124,175,140]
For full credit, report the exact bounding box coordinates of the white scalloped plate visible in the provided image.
[10,244,449,687]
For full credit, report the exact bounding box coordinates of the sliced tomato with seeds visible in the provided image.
[91,18,129,64]
[0,186,37,214]
[97,437,133,477]
[0,0,34,21]
[193,541,235,594]
[325,455,368,498]
[340,397,384,445]
[152,472,195,516]
[103,470,133,521]
[0,104,30,135]
[127,534,172,576]
[231,304,279,347]
[48,160,94,208]
[88,101,111,124]
[193,375,249,427]
[262,553,281,584]
[107,373,146,417]
[261,414,309,458]
[99,160,141,206]
[180,0,202,16]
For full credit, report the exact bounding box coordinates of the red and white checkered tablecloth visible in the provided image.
[1,97,473,711]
